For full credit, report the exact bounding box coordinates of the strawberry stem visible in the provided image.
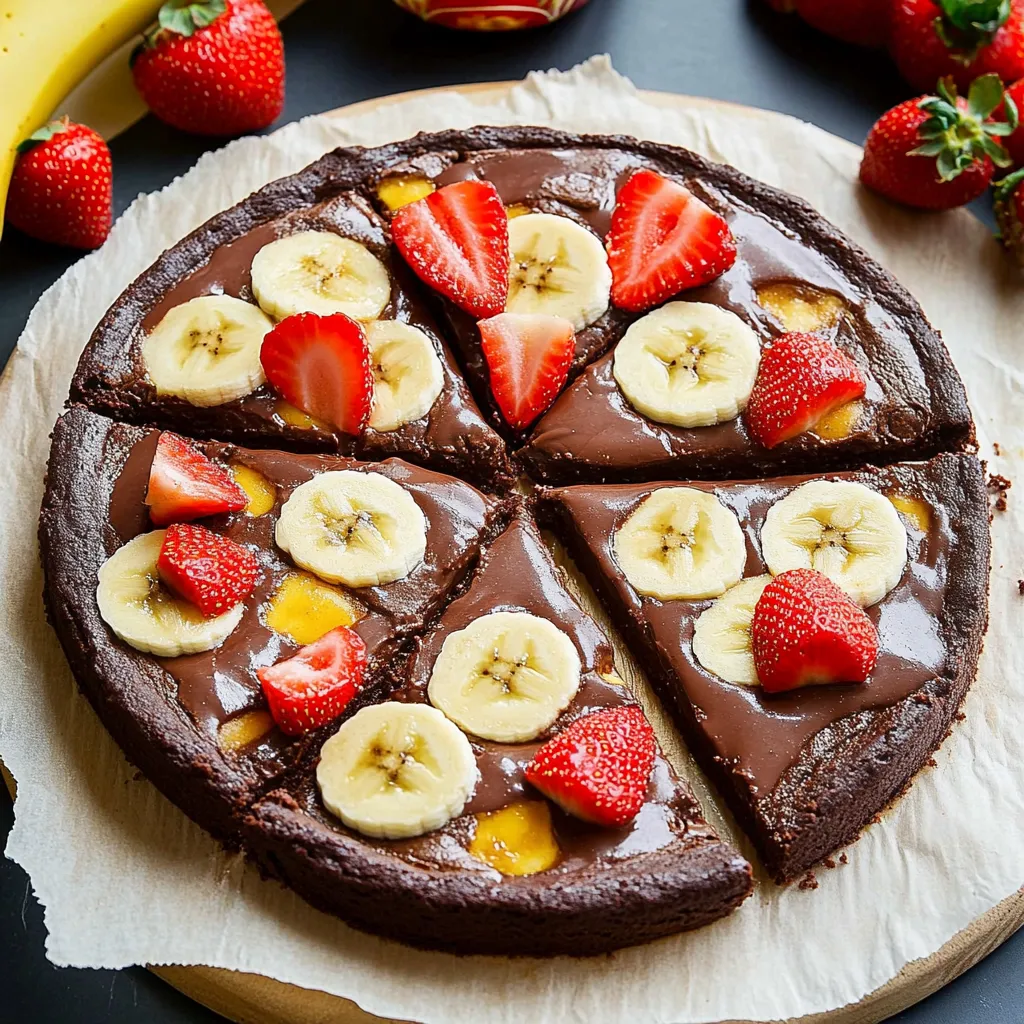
[141,0,226,48]
[934,0,1011,62]
[16,116,71,154]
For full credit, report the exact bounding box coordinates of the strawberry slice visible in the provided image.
[391,179,509,319]
[145,431,247,526]
[751,568,879,694]
[746,332,866,449]
[257,626,368,736]
[606,168,737,312]
[260,312,373,435]
[524,705,656,827]
[478,312,574,431]
[157,523,260,618]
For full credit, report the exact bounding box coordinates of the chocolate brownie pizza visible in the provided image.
[39,127,990,953]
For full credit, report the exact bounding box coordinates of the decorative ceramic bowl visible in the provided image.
[392,0,592,31]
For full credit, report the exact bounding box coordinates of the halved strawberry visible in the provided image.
[260,312,373,435]
[257,626,368,736]
[606,168,738,312]
[145,431,247,526]
[751,568,879,694]
[746,332,866,448]
[157,523,260,617]
[391,179,509,319]
[478,312,574,431]
[524,705,656,827]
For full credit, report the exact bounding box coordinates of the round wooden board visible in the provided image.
[6,81,1022,1024]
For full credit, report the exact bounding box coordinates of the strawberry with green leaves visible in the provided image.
[994,165,1024,261]
[860,74,1017,209]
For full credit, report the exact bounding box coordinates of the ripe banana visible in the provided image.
[96,530,243,657]
[692,575,771,686]
[316,701,478,840]
[250,231,391,322]
[275,470,427,588]
[427,611,582,743]
[142,294,272,406]
[506,212,611,330]
[365,320,444,432]
[614,487,746,600]
[612,301,761,428]
[760,480,908,607]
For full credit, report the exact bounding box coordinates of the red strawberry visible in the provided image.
[257,626,368,736]
[145,431,247,526]
[131,0,284,136]
[794,0,890,47]
[524,705,655,827]
[392,179,509,319]
[478,312,574,431]
[260,312,373,435]
[157,522,259,617]
[999,76,1024,163]
[606,168,737,313]
[5,119,112,250]
[859,75,1015,209]
[746,333,866,448]
[890,0,1024,93]
[751,568,879,694]
[994,166,1024,263]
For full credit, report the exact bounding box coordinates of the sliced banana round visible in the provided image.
[612,301,761,428]
[142,294,272,407]
[317,702,478,840]
[276,470,426,588]
[761,480,908,607]
[365,320,444,432]
[692,575,772,686]
[614,487,746,601]
[96,531,244,657]
[250,230,391,322]
[427,611,581,743]
[506,212,611,330]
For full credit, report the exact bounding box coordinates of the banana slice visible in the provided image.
[761,480,908,607]
[692,575,772,685]
[614,487,746,600]
[96,531,243,657]
[275,470,426,588]
[612,301,761,428]
[365,320,444,432]
[250,230,391,322]
[317,702,478,839]
[142,295,272,407]
[427,611,581,743]
[506,212,611,330]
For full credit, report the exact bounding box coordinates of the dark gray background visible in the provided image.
[1,1,1021,1021]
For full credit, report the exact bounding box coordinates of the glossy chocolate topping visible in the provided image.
[542,462,960,795]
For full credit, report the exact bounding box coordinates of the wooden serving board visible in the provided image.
[7,81,1022,1024]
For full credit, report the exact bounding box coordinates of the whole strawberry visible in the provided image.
[890,0,1024,92]
[5,119,112,249]
[994,165,1024,262]
[999,76,1024,163]
[794,0,890,47]
[132,0,284,136]
[859,75,1016,210]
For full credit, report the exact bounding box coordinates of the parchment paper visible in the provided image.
[2,57,1022,1024]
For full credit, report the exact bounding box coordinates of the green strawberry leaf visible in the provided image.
[16,117,71,154]
[935,0,1011,57]
[156,0,226,38]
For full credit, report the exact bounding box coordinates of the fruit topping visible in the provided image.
[229,463,277,517]
[606,168,737,312]
[750,568,879,693]
[264,573,362,646]
[260,311,373,436]
[391,179,510,319]
[377,174,436,211]
[258,625,368,736]
[316,702,478,838]
[145,431,247,526]
[692,575,773,685]
[524,705,656,827]
[427,611,582,743]
[746,332,866,448]
[889,493,933,532]
[469,801,560,875]
[365,320,444,431]
[217,710,274,753]
[156,522,260,617]
[755,282,846,333]
[478,311,574,431]
[994,165,1024,266]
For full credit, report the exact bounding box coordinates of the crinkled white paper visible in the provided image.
[2,57,1022,1024]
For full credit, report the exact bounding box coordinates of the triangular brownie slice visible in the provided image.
[39,407,508,842]
[538,454,989,881]
[244,514,752,955]
[70,179,511,489]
